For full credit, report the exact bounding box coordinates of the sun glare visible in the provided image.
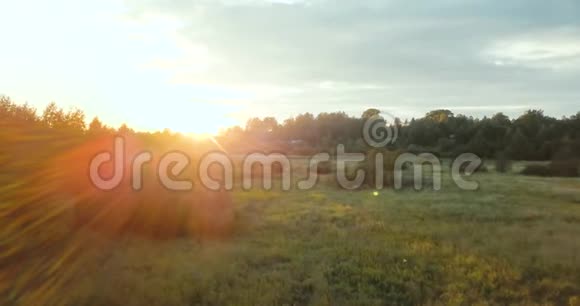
[187,132,214,140]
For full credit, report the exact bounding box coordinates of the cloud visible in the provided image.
[483,28,580,70]
[124,0,580,119]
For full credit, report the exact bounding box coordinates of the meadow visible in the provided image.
[55,159,580,306]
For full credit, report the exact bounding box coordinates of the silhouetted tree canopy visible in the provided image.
[2,95,579,161]
[222,107,580,160]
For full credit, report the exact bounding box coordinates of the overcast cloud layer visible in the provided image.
[1,0,579,132]
[126,0,580,119]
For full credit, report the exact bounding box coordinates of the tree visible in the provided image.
[42,102,66,128]
[426,109,454,123]
[491,112,510,126]
[262,117,278,133]
[507,129,533,160]
[0,96,38,125]
[495,151,511,173]
[362,108,380,119]
[118,123,134,135]
[246,117,278,133]
[293,113,317,144]
[89,117,103,131]
[88,117,109,136]
[514,109,548,138]
[64,108,86,131]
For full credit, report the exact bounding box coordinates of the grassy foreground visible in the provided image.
[60,165,580,306]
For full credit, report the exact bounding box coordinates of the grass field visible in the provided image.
[55,160,580,306]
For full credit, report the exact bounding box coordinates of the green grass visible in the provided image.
[57,163,580,306]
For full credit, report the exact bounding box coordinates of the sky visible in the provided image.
[1,0,579,134]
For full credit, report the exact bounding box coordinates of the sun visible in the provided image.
[187,132,214,140]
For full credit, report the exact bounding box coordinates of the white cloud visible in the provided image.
[484,28,580,70]
[5,0,579,133]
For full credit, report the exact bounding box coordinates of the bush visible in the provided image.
[363,149,402,188]
[290,147,320,156]
[520,161,579,177]
[248,162,286,178]
[549,160,579,177]
[495,152,511,173]
[521,164,551,177]
[459,162,488,174]
[317,161,333,174]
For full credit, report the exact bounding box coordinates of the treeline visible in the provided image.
[220,108,580,161]
[0,96,199,148]
[2,96,580,161]
[0,95,222,182]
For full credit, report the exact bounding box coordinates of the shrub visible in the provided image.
[549,160,579,177]
[317,161,333,174]
[459,162,488,174]
[363,149,402,188]
[248,162,285,178]
[495,152,511,173]
[290,147,320,156]
[521,164,551,177]
[520,161,579,178]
